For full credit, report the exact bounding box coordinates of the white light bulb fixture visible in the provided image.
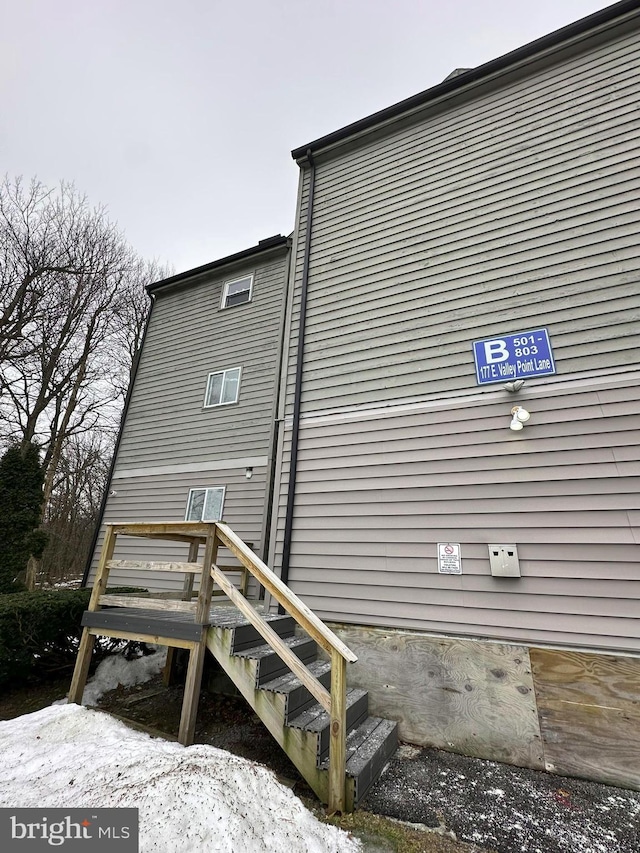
[245,467,253,479]
[510,406,530,431]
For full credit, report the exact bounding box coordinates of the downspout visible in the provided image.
[260,238,293,586]
[81,295,156,587]
[279,150,316,601]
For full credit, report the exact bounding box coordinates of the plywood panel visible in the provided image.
[531,647,640,790]
[331,624,544,769]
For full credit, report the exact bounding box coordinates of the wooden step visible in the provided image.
[288,688,369,762]
[320,717,399,805]
[233,636,318,686]
[260,661,332,722]
[228,615,296,652]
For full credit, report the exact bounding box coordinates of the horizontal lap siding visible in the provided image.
[285,26,640,412]
[272,25,640,650]
[116,254,287,469]
[88,248,288,592]
[89,469,267,595]
[273,375,640,650]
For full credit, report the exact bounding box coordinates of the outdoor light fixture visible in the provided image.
[510,406,530,431]
[245,467,253,479]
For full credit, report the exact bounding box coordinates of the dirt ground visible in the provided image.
[1,661,638,853]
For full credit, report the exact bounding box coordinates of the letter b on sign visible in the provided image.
[483,339,509,363]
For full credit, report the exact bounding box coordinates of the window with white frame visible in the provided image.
[204,367,241,407]
[185,487,225,522]
[221,275,253,308]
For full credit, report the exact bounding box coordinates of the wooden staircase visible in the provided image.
[68,521,398,812]
[205,606,397,810]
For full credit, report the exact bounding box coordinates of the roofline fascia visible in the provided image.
[147,235,290,294]
[291,0,640,162]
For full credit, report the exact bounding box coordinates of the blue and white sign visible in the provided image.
[472,328,556,385]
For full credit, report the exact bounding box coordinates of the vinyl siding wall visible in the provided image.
[88,247,289,589]
[91,468,267,595]
[272,23,640,650]
[116,253,287,469]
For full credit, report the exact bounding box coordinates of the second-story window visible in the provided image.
[204,367,241,407]
[222,275,253,308]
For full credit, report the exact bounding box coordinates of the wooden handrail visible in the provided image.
[211,564,331,712]
[98,595,197,613]
[93,520,354,812]
[212,522,355,814]
[107,559,205,574]
[214,522,357,664]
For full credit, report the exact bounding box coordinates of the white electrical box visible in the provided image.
[488,544,520,577]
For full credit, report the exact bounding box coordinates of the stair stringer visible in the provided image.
[205,624,357,809]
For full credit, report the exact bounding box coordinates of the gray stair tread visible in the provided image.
[207,608,294,630]
[288,688,368,731]
[318,717,396,774]
[347,719,398,775]
[233,635,314,659]
[260,660,332,694]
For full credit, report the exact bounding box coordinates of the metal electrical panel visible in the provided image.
[488,544,520,577]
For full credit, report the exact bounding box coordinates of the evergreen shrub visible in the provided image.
[0,587,145,687]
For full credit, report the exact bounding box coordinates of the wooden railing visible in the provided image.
[213,522,358,814]
[86,520,357,813]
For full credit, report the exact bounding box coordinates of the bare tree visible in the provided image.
[0,175,168,586]
[40,433,113,585]
[0,177,119,372]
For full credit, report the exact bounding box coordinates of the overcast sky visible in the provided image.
[1,0,614,276]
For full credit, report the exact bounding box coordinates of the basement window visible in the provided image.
[221,275,253,308]
[185,487,226,522]
[204,367,241,407]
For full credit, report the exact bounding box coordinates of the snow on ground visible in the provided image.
[11,649,360,852]
[0,704,360,853]
[80,645,168,706]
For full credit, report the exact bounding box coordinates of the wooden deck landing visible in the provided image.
[82,602,289,643]
[69,521,397,812]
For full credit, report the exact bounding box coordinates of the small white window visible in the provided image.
[222,275,253,308]
[185,487,226,522]
[204,367,241,407]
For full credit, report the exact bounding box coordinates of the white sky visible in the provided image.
[1,0,614,276]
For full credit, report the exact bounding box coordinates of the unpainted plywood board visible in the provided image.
[531,647,640,791]
[330,624,544,769]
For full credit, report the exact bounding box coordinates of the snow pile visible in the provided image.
[0,704,360,853]
[81,646,168,706]
[53,646,168,707]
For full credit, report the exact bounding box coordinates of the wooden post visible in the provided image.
[328,649,347,814]
[68,526,117,704]
[182,539,199,600]
[177,527,217,746]
[164,539,199,687]
[178,642,207,745]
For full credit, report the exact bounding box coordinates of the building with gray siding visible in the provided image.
[270,0,640,788]
[87,235,291,595]
[88,1,640,790]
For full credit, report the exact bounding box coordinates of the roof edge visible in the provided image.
[291,0,640,161]
[147,234,290,293]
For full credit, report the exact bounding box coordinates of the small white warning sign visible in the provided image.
[437,543,462,574]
